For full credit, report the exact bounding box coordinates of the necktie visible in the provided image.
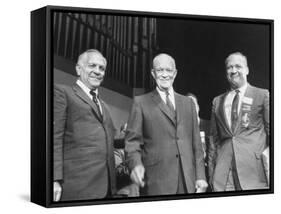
[165,91,175,114]
[231,89,240,132]
[90,90,103,119]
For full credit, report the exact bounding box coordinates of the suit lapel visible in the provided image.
[175,93,183,125]
[218,92,232,135]
[73,84,103,123]
[151,90,176,126]
[99,100,107,123]
[234,84,254,133]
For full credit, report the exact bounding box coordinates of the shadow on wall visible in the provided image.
[53,68,133,134]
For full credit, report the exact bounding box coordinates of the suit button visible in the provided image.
[176,154,179,158]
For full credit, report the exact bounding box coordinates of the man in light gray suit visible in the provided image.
[208,52,270,191]
[125,53,208,196]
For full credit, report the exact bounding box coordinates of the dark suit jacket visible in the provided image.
[53,84,116,201]
[125,90,206,195]
[208,84,269,191]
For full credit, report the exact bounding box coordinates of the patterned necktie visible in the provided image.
[165,91,175,114]
[90,90,102,119]
[231,89,240,132]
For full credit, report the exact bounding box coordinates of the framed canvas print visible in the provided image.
[31,5,274,207]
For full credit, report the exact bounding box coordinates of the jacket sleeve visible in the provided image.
[124,98,144,171]
[190,99,206,181]
[53,85,67,181]
[207,98,219,184]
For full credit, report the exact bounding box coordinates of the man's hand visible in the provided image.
[195,179,208,193]
[130,165,145,187]
[53,181,62,202]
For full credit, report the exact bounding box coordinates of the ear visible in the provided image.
[246,67,249,75]
[151,69,156,79]
[76,64,81,76]
[173,69,178,78]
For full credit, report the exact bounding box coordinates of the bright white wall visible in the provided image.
[0,0,280,213]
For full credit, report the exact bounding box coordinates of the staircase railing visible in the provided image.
[53,11,158,92]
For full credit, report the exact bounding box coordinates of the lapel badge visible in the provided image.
[241,112,250,128]
[242,96,253,105]
[240,96,253,128]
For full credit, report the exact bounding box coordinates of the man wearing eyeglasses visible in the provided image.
[53,49,116,201]
[125,53,208,196]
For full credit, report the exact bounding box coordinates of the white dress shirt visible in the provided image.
[156,87,176,110]
[224,83,248,128]
[76,79,103,114]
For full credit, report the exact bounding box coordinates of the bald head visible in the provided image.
[153,53,176,70]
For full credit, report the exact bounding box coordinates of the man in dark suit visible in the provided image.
[53,49,116,201]
[125,53,208,196]
[208,52,270,191]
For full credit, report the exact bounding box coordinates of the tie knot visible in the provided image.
[165,90,170,97]
[90,90,97,98]
[235,89,240,94]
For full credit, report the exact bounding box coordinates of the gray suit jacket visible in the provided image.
[53,84,116,201]
[208,84,269,191]
[125,90,206,195]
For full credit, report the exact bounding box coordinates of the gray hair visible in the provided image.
[77,49,107,67]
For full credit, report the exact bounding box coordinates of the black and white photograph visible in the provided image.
[3,0,280,213]
[30,5,273,207]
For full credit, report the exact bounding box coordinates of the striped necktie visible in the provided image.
[90,90,103,119]
[165,91,175,114]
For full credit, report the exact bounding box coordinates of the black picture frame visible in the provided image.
[31,5,274,208]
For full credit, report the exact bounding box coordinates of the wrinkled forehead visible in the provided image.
[153,55,176,69]
[226,54,247,67]
[79,52,107,66]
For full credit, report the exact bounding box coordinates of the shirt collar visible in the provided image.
[156,87,174,98]
[76,79,99,97]
[230,82,248,96]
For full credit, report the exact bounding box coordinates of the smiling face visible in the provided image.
[151,54,177,91]
[225,53,249,89]
[76,51,106,90]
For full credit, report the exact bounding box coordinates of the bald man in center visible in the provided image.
[125,53,207,196]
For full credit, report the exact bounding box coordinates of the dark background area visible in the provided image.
[157,17,270,120]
